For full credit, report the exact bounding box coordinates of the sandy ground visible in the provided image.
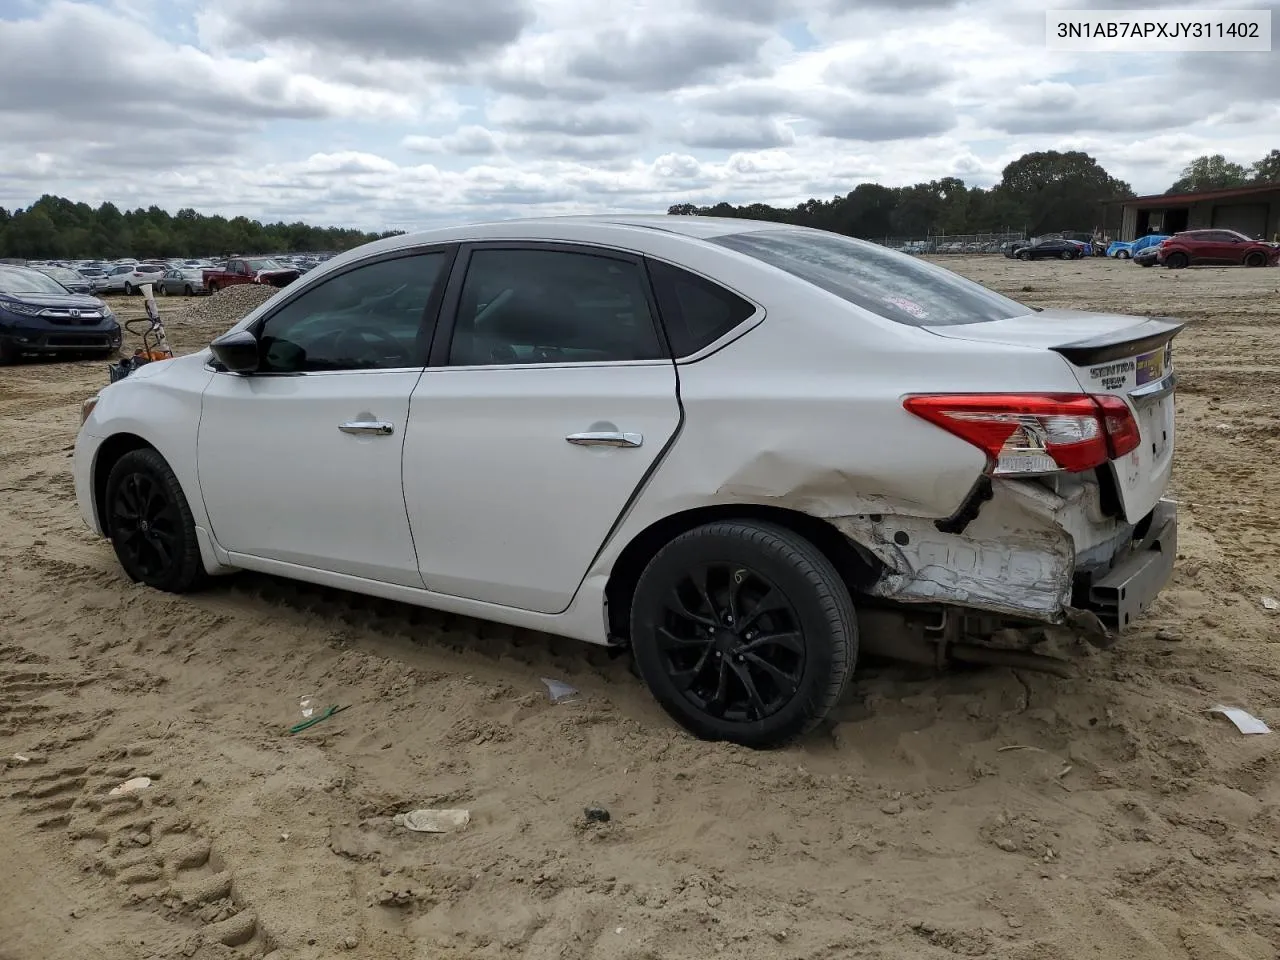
[2,258,1279,960]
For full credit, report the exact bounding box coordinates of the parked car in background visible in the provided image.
[96,263,167,295]
[1107,235,1169,259]
[0,264,121,363]
[1012,237,1083,260]
[76,216,1180,747]
[34,265,95,294]
[1133,246,1161,267]
[1157,230,1280,269]
[158,267,207,296]
[203,257,300,293]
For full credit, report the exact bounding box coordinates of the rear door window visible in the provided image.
[712,228,1031,327]
[646,259,757,357]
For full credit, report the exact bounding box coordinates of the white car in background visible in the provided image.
[73,216,1180,747]
[96,263,166,295]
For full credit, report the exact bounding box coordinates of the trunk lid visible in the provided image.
[925,309,1183,524]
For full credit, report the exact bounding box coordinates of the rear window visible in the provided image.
[711,228,1031,327]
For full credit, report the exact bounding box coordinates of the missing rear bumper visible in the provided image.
[1075,499,1176,630]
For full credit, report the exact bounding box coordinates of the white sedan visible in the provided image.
[73,216,1180,747]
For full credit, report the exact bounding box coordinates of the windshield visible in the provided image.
[246,259,283,271]
[39,267,83,283]
[0,266,70,296]
[711,228,1031,327]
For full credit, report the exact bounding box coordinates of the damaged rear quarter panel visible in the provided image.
[584,262,1096,618]
[831,475,1125,621]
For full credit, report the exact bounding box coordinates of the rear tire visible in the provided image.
[184,284,194,296]
[0,339,18,365]
[105,448,207,594]
[1118,250,1130,259]
[207,282,219,294]
[158,284,168,297]
[1165,252,1189,269]
[1017,250,1031,261]
[1244,251,1266,267]
[1060,250,1073,260]
[629,520,857,749]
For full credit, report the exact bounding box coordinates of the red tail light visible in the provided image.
[903,393,1141,476]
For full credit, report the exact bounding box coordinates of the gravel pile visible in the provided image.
[162,283,280,352]
[170,283,278,328]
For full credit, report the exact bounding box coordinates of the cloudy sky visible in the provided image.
[0,0,1276,230]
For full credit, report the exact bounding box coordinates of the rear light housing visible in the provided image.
[903,393,1141,476]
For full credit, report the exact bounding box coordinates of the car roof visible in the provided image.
[378,214,785,249]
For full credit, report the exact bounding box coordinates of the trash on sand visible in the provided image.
[583,805,611,823]
[393,808,471,833]
[1261,596,1279,612]
[10,754,31,764]
[541,678,580,704]
[287,703,350,734]
[299,695,316,719]
[108,776,153,796]
[1210,705,1270,735]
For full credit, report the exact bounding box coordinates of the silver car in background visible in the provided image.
[157,266,207,296]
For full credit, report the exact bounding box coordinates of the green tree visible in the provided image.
[1169,154,1249,193]
[1248,149,1280,185]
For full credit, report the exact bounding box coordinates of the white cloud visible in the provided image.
[0,0,1276,230]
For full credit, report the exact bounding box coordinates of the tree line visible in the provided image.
[0,194,399,261]
[667,149,1280,240]
[2,148,1276,260]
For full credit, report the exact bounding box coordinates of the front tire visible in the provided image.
[105,448,207,593]
[630,520,857,748]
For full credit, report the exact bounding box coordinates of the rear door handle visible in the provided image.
[565,431,643,448]
[339,420,394,436]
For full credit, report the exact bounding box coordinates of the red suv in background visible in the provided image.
[1157,229,1279,269]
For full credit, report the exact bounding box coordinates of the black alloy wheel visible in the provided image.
[1244,251,1266,267]
[1017,250,1031,261]
[1060,249,1074,260]
[1165,252,1189,269]
[630,520,856,748]
[105,448,207,593]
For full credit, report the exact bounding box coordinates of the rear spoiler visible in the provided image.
[1050,317,1186,366]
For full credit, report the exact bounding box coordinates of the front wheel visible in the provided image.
[630,520,857,748]
[105,448,207,593]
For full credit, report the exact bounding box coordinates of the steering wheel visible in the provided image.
[333,325,413,366]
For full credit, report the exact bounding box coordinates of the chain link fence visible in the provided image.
[875,232,1028,255]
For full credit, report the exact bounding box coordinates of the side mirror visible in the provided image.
[210,329,260,373]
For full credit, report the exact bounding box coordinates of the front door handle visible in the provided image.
[339,420,394,436]
[565,431,643,448]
